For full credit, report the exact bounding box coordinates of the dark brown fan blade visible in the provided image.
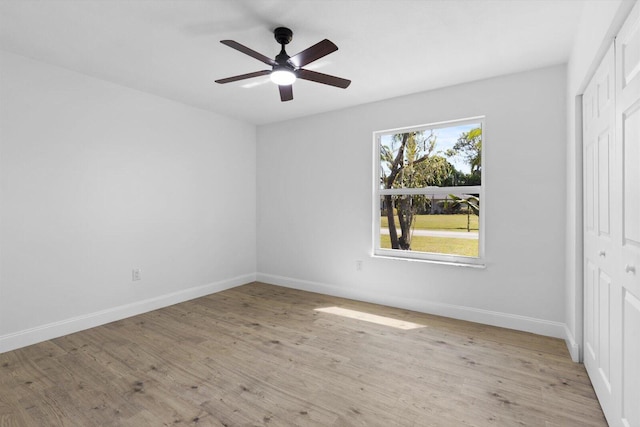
[215,70,270,84]
[296,69,351,89]
[220,40,277,66]
[279,84,293,102]
[288,39,338,67]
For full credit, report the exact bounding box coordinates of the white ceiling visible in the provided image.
[0,0,588,125]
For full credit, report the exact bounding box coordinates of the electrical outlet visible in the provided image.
[132,269,141,281]
[356,260,363,271]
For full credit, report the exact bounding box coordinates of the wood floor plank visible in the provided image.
[0,282,605,426]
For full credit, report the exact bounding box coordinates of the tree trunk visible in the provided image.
[384,195,400,249]
[397,195,413,250]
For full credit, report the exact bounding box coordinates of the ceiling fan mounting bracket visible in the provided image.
[274,27,293,46]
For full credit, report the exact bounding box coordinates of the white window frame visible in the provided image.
[372,116,485,266]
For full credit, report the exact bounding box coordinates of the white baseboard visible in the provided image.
[3,272,581,361]
[564,325,581,362]
[257,273,568,340]
[0,273,255,354]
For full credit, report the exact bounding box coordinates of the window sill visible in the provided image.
[372,254,486,269]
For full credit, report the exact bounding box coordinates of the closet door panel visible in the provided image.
[616,2,640,426]
[583,43,617,418]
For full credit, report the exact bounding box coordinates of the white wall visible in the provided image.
[564,0,637,362]
[0,51,256,352]
[257,66,567,337]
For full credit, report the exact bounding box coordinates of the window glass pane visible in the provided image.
[379,193,479,258]
[379,123,482,190]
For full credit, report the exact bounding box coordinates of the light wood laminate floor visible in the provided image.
[0,282,605,426]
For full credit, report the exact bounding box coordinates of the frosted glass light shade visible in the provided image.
[270,69,296,85]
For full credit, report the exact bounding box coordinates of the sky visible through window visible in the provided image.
[380,123,479,175]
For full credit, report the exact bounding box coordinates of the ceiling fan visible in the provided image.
[215,27,351,102]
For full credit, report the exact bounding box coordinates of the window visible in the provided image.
[373,117,484,265]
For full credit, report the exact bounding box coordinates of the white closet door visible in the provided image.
[583,42,617,421]
[583,2,640,426]
[616,1,640,426]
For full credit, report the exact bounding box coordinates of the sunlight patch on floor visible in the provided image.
[314,306,425,330]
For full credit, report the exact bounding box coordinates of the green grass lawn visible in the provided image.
[380,213,478,231]
[380,213,479,256]
[380,234,478,257]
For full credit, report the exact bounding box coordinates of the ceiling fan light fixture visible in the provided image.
[270,68,296,85]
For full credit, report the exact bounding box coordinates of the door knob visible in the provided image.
[625,265,636,274]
